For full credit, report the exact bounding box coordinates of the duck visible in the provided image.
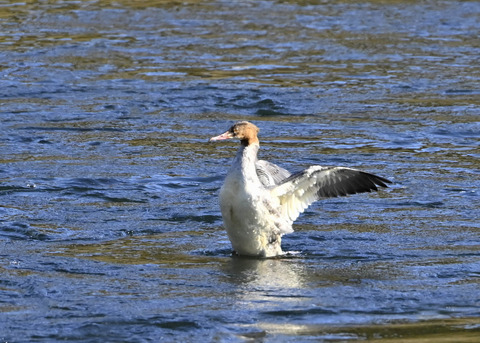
[210,121,391,257]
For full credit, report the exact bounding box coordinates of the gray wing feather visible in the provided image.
[256,160,291,187]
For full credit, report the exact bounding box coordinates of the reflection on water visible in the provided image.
[1,0,480,341]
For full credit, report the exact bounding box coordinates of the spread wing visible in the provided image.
[256,159,291,187]
[270,166,391,223]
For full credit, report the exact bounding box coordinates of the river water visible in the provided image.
[1,0,479,342]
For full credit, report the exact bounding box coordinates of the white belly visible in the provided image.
[219,175,283,257]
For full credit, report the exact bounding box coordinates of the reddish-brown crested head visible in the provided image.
[209,121,260,146]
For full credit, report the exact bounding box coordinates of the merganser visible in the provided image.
[210,121,391,257]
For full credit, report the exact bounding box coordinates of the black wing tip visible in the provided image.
[317,171,392,199]
[362,172,392,188]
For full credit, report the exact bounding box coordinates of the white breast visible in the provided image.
[218,148,285,257]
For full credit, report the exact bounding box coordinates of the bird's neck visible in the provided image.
[240,135,259,146]
[234,143,260,182]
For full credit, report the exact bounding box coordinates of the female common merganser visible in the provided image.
[210,121,391,257]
